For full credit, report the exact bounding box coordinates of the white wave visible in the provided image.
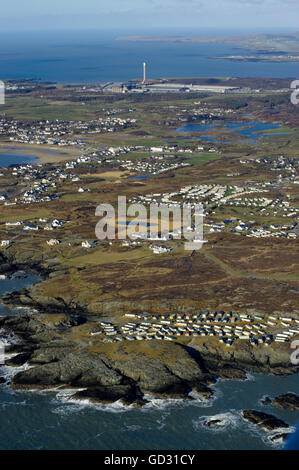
[52,387,217,415]
[0,399,29,409]
[189,386,222,407]
[0,305,38,316]
[0,329,19,346]
[124,424,142,432]
[2,352,19,360]
[139,388,217,412]
[141,395,180,411]
[244,372,256,382]
[50,389,208,416]
[156,420,166,430]
[0,360,33,382]
[55,388,86,401]
[140,392,210,412]
[12,306,38,314]
[193,411,240,432]
[265,426,296,448]
[16,385,66,395]
[52,388,131,414]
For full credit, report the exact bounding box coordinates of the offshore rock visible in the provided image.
[273,393,299,410]
[261,396,272,405]
[204,419,223,428]
[242,410,289,431]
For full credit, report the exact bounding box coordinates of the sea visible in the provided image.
[0,28,298,84]
[0,30,298,449]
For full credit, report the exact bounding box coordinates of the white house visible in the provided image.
[1,240,12,247]
[82,240,96,249]
[47,239,60,246]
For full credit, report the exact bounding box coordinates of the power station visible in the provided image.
[142,62,147,84]
[103,61,245,94]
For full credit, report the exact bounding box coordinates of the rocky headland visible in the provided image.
[0,310,298,407]
[0,250,298,407]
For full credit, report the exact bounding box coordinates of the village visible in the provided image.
[90,310,299,348]
[128,177,299,242]
[0,115,137,146]
[0,146,298,253]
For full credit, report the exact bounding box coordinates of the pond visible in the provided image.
[177,121,291,146]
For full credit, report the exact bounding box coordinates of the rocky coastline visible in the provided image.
[0,310,298,408]
[0,251,298,408]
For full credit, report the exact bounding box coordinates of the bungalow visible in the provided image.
[149,244,173,254]
[47,239,60,246]
[82,240,97,248]
[1,240,12,247]
[6,221,23,226]
[23,224,39,231]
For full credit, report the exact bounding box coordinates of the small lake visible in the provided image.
[177,121,291,146]
[0,153,38,168]
[128,174,153,180]
[118,221,156,227]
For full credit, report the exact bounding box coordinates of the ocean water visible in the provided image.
[0,274,298,450]
[0,29,298,84]
[0,271,40,316]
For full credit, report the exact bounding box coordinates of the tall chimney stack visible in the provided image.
[142,62,146,84]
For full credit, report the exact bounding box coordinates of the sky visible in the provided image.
[0,0,298,31]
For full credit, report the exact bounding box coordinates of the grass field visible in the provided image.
[186,152,223,166]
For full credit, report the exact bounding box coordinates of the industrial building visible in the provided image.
[102,62,246,94]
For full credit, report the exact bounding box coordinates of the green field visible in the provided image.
[186,152,223,165]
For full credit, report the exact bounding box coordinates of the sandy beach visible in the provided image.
[0,142,80,164]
